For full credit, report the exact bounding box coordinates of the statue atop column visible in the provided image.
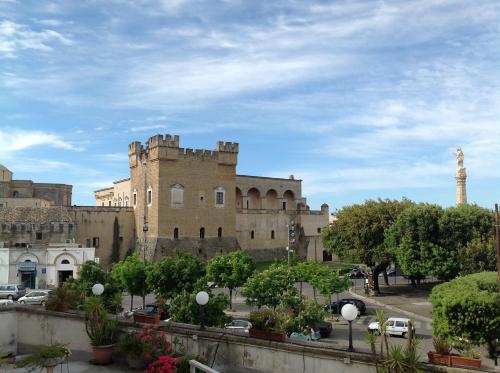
[455,147,467,205]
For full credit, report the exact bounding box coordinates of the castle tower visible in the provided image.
[455,147,467,205]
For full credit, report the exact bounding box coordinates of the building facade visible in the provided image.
[95,135,330,262]
[0,165,137,288]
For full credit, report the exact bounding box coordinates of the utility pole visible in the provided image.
[495,204,500,290]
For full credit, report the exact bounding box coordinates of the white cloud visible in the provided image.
[0,129,83,155]
[0,20,72,58]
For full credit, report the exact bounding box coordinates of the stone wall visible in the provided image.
[152,237,239,261]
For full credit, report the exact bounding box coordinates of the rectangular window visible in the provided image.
[36,232,42,240]
[282,201,287,210]
[92,237,100,248]
[60,224,64,232]
[133,193,137,206]
[216,191,224,205]
[317,227,321,233]
[68,224,73,232]
[147,190,152,205]
[86,238,91,248]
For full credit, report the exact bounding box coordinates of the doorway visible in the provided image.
[58,271,73,286]
[21,272,36,288]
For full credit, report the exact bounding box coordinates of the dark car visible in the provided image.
[133,304,170,321]
[349,268,365,279]
[324,298,366,316]
[316,321,333,338]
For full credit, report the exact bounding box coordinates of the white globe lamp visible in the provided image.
[341,304,358,352]
[195,291,209,306]
[92,283,104,296]
[195,291,210,330]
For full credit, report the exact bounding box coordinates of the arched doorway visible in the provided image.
[283,190,295,211]
[55,255,76,286]
[17,255,38,289]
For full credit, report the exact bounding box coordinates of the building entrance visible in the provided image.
[20,271,36,289]
[58,270,73,286]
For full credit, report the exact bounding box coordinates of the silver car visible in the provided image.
[18,290,52,306]
[0,284,26,300]
[224,319,252,333]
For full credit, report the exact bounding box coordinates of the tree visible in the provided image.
[460,237,497,275]
[112,255,151,309]
[430,272,500,363]
[242,264,297,309]
[110,216,120,264]
[76,260,121,312]
[386,203,496,282]
[322,198,414,293]
[311,266,350,308]
[169,290,230,327]
[385,203,444,285]
[293,261,323,296]
[206,250,256,310]
[147,252,206,299]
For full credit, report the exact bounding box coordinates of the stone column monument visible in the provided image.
[455,147,467,205]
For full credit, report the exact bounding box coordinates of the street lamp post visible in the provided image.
[195,291,209,330]
[341,304,358,352]
[287,221,295,266]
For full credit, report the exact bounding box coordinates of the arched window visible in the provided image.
[250,230,255,240]
[200,227,205,239]
[271,230,275,239]
[61,259,70,264]
[12,191,19,198]
[174,228,179,239]
[147,186,153,206]
[218,227,222,238]
[108,201,112,207]
[133,189,137,207]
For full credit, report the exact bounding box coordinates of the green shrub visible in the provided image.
[249,309,283,332]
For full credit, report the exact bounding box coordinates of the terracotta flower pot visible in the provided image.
[427,352,481,369]
[249,328,286,342]
[92,345,114,365]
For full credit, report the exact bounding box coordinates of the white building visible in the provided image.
[0,243,94,288]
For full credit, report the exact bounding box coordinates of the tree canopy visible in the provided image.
[242,264,296,309]
[322,198,414,292]
[147,252,206,299]
[206,250,256,309]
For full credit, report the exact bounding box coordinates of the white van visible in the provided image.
[368,317,415,338]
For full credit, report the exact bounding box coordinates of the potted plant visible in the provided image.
[45,286,79,312]
[84,297,118,365]
[248,309,286,342]
[119,327,171,370]
[15,343,70,373]
[428,336,481,368]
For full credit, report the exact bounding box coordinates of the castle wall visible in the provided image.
[298,205,330,262]
[0,198,52,208]
[129,135,238,260]
[69,206,136,268]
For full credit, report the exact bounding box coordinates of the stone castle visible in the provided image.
[95,134,329,262]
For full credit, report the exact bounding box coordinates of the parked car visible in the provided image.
[0,299,15,307]
[289,329,321,341]
[368,317,415,338]
[349,268,365,279]
[133,304,170,321]
[324,298,366,316]
[316,321,333,338]
[18,290,53,306]
[0,284,26,300]
[224,319,252,333]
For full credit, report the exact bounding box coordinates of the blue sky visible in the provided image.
[1,0,499,210]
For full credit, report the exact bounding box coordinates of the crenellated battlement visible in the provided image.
[148,134,180,149]
[128,135,238,165]
[217,141,239,153]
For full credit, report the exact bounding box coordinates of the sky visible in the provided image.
[0,0,499,211]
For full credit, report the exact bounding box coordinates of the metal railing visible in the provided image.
[189,359,220,373]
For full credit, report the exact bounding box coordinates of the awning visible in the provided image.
[17,261,37,272]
